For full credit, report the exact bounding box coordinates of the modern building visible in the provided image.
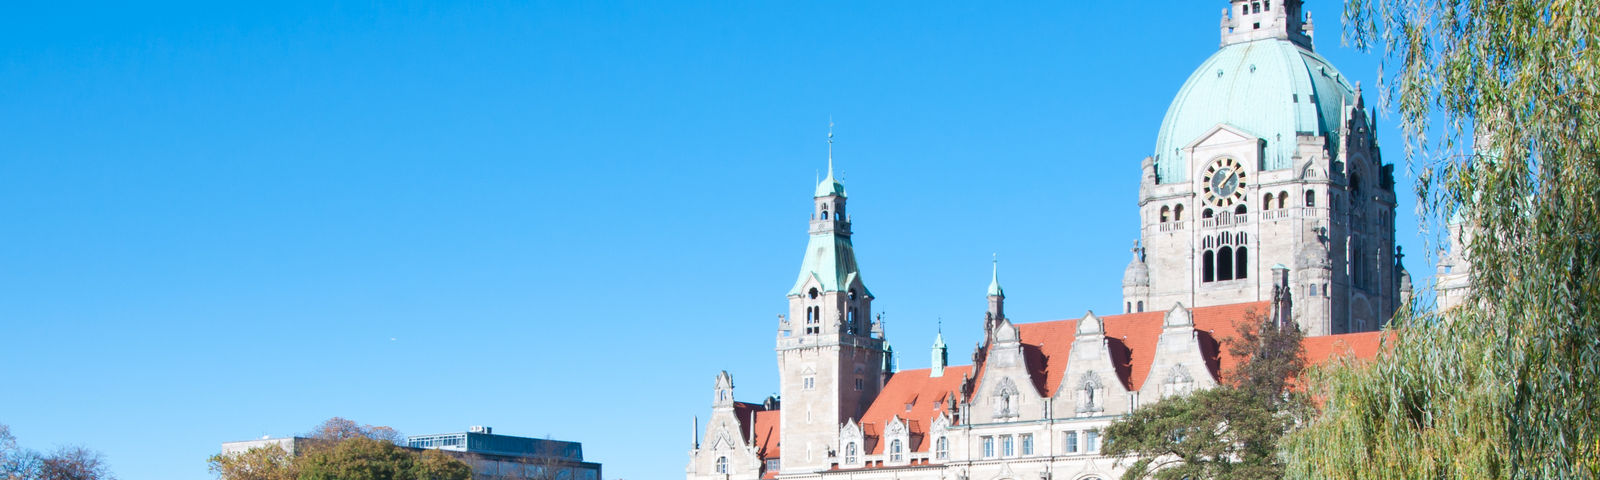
[685,1,1398,480]
[410,426,602,480]
[220,426,600,480]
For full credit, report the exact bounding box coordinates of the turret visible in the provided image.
[931,326,948,378]
[1221,0,1312,49]
[986,257,1005,330]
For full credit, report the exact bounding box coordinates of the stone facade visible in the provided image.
[687,2,1398,480]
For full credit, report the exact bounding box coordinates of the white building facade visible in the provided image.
[688,2,1397,479]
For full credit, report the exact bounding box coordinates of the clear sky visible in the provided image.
[0,2,1434,479]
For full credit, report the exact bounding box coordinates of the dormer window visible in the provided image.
[844,442,857,464]
[889,440,903,463]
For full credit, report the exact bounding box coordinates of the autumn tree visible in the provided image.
[205,443,296,480]
[1282,1,1600,478]
[1103,312,1310,480]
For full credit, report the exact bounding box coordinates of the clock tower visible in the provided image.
[1127,0,1404,336]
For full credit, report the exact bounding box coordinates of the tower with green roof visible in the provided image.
[775,128,887,474]
[1130,0,1401,336]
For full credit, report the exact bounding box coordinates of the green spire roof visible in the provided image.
[987,257,1005,298]
[815,156,846,198]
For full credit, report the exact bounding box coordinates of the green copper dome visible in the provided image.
[1153,38,1357,183]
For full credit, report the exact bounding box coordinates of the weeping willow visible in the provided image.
[1283,1,1600,479]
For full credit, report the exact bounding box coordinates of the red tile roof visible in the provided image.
[857,365,972,454]
[1303,331,1386,364]
[844,301,1387,457]
[751,410,780,459]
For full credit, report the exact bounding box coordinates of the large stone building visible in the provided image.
[686,2,1399,480]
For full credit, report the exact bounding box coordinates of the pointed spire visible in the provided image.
[814,118,847,198]
[987,254,1005,298]
[931,320,948,378]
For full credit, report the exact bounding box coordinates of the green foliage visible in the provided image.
[206,444,297,480]
[208,418,469,480]
[1283,1,1600,478]
[1104,314,1309,480]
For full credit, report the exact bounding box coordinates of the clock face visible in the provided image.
[1202,157,1247,207]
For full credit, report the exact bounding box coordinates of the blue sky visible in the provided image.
[0,2,1433,479]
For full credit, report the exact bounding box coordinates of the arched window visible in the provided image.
[935,437,949,460]
[1263,193,1274,209]
[820,208,829,220]
[1218,246,1234,281]
[844,442,857,464]
[1137,301,1144,312]
[846,308,856,334]
[1174,204,1184,220]
[1235,204,1248,215]
[1202,208,1215,219]
[1305,189,1316,207]
[715,457,728,474]
[1235,247,1249,279]
[808,288,819,299]
[889,440,904,462]
[1126,302,1132,313]
[1278,191,1288,209]
[1310,283,1319,297]
[1203,250,1216,282]
[1160,206,1171,222]
[834,211,842,221]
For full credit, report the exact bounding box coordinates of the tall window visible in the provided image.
[890,439,904,462]
[1218,246,1235,280]
[1174,204,1184,220]
[935,437,949,460]
[1203,250,1216,282]
[715,457,728,474]
[1160,205,1171,222]
[1086,430,1100,452]
[1065,431,1079,453]
[982,436,995,458]
[1021,434,1034,456]
[1236,247,1249,279]
[844,442,857,464]
[1305,189,1316,207]
[1278,191,1288,209]
[1002,435,1014,457]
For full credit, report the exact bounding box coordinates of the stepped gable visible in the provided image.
[858,366,972,454]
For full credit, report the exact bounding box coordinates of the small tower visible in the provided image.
[1221,0,1312,49]
[930,324,948,378]
[1123,240,1151,313]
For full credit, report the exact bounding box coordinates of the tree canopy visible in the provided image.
[1282,1,1600,478]
[1104,312,1309,480]
[208,418,469,480]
